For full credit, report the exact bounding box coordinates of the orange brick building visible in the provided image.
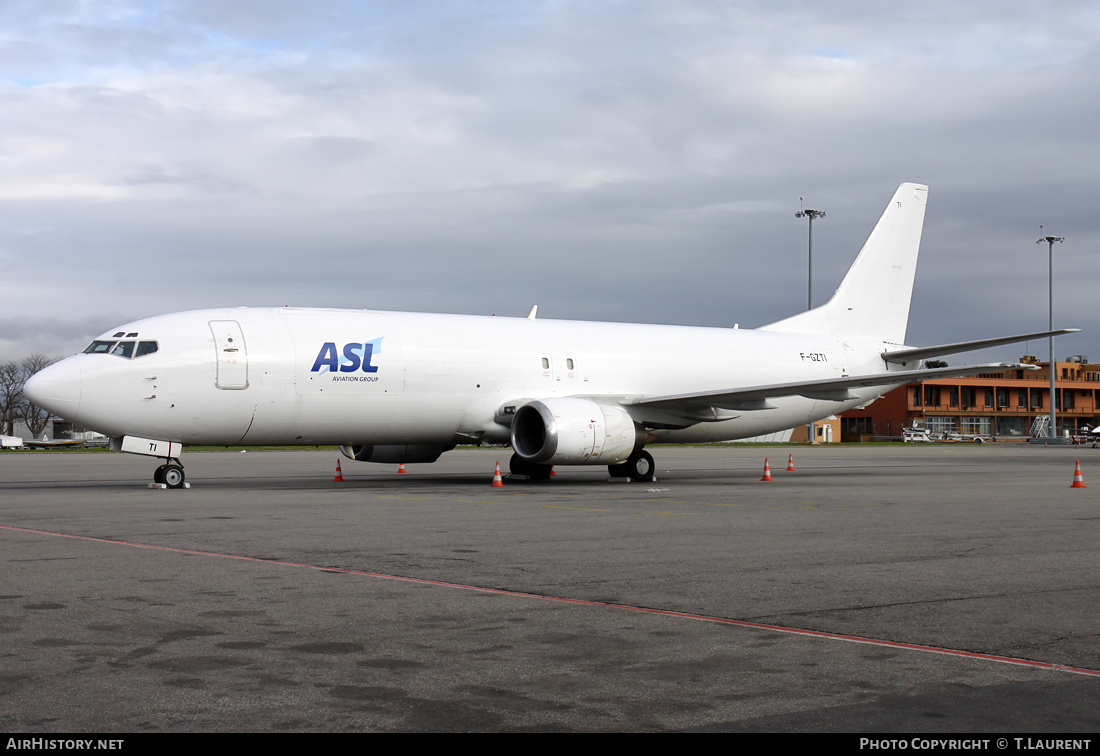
[838,356,1100,441]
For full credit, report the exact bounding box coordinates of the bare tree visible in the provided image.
[0,361,23,436]
[21,353,59,438]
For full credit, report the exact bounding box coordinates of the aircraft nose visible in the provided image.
[24,357,82,420]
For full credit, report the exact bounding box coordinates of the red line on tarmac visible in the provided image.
[5,523,1099,679]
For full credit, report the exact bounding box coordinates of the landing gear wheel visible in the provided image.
[610,450,655,482]
[163,464,185,489]
[625,450,655,483]
[509,453,552,481]
[153,465,166,484]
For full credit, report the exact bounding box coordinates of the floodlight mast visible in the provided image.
[795,206,826,310]
[1037,230,1064,441]
[796,203,825,443]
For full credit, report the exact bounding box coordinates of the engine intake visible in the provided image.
[511,398,642,465]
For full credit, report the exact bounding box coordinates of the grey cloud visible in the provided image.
[1,1,1098,363]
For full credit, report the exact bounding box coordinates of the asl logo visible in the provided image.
[311,338,383,374]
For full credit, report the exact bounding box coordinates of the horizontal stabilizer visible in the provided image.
[882,329,1081,365]
[625,363,1038,419]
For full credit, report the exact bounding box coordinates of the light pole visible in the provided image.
[795,205,826,309]
[1037,230,1063,441]
[797,203,825,443]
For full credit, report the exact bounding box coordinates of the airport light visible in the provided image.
[795,205,826,310]
[797,203,825,443]
[1037,231,1064,440]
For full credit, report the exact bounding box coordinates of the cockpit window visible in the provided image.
[84,339,159,359]
[111,341,135,359]
[84,340,117,354]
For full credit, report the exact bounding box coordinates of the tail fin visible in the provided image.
[762,182,928,345]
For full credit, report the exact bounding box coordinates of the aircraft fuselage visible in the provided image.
[32,306,889,450]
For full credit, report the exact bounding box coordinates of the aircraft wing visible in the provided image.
[623,363,1037,420]
[881,329,1080,365]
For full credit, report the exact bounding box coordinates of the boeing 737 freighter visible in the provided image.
[25,183,1076,487]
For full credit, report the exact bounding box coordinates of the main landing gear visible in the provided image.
[509,453,552,480]
[508,449,656,483]
[152,460,186,489]
[609,449,655,483]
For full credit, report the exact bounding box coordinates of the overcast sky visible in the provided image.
[2,0,1098,364]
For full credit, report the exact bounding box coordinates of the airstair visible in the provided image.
[1030,416,1049,437]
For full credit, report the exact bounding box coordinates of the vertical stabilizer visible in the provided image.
[762,183,928,345]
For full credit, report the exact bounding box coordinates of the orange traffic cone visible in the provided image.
[786,454,796,472]
[761,458,773,482]
[1071,460,1087,488]
[550,466,557,477]
[491,461,505,488]
[333,459,345,482]
[397,463,407,474]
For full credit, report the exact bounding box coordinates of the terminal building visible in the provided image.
[837,356,1100,442]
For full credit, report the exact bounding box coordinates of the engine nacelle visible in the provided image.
[511,398,642,465]
[339,444,452,464]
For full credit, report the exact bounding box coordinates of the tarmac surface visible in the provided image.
[0,444,1097,733]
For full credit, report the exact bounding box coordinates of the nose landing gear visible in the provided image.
[153,460,186,489]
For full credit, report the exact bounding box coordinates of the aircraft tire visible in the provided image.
[163,464,185,489]
[626,450,655,483]
[608,462,630,478]
[153,465,166,484]
[509,453,552,481]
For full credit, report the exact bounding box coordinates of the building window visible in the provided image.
[996,417,1028,437]
[962,417,991,434]
[841,417,874,435]
[927,417,957,433]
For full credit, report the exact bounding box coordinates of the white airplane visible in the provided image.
[25,183,1077,488]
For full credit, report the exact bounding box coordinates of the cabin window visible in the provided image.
[566,358,574,370]
[84,339,159,359]
[541,357,549,369]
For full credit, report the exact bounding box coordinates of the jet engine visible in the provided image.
[339,444,453,464]
[510,398,643,465]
